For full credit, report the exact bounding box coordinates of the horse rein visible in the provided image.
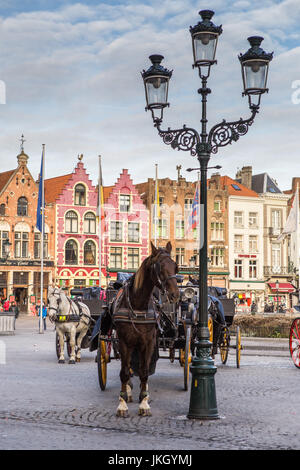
[152,253,178,300]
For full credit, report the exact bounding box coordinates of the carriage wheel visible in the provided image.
[184,325,192,391]
[220,326,230,364]
[208,314,213,343]
[236,326,242,368]
[289,317,300,368]
[55,332,61,359]
[97,339,108,391]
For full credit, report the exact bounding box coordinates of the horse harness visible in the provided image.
[49,290,90,326]
[112,254,177,328]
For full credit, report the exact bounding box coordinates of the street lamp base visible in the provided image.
[187,342,219,420]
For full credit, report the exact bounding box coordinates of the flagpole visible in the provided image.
[154,164,158,247]
[39,145,45,334]
[98,155,102,289]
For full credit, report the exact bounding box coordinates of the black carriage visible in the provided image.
[55,287,106,360]
[177,277,241,368]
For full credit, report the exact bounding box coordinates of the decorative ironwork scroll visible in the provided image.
[155,121,200,157]
[208,107,258,154]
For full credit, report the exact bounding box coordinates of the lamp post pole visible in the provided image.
[141,9,273,420]
[276,279,279,313]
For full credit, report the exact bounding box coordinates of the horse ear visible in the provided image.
[166,241,172,254]
[151,241,158,256]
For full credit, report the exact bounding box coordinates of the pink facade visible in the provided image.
[103,169,149,280]
[55,161,100,290]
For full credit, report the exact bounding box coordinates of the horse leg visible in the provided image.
[58,329,65,364]
[75,326,88,362]
[138,328,156,417]
[68,325,76,364]
[116,343,134,417]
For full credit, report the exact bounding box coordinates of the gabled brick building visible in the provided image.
[0,147,55,312]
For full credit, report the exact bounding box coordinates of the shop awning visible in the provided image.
[268,282,295,293]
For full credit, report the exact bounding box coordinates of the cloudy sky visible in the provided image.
[0,0,299,191]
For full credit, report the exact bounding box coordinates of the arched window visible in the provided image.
[17,197,28,216]
[65,211,78,233]
[84,240,96,265]
[84,212,96,234]
[74,184,86,206]
[65,240,78,265]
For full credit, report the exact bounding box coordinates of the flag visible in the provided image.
[186,184,200,235]
[36,147,45,233]
[277,188,299,241]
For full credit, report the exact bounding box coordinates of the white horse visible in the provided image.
[48,286,91,364]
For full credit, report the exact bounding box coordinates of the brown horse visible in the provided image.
[113,241,179,417]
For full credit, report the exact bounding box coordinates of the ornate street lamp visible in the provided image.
[141,9,273,420]
[1,239,11,262]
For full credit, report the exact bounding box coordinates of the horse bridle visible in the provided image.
[152,254,178,297]
[48,289,62,316]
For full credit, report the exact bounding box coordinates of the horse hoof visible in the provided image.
[58,360,65,364]
[138,408,152,417]
[75,357,81,362]
[69,359,76,364]
[116,409,129,418]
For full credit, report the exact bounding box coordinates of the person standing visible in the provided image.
[38,303,47,330]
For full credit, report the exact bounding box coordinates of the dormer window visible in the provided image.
[120,194,130,212]
[74,184,86,206]
[17,197,28,216]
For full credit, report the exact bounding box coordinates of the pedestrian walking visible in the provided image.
[38,303,47,330]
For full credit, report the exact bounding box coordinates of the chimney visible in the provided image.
[209,173,220,189]
[239,166,252,189]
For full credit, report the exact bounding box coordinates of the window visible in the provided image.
[176,248,185,266]
[158,219,167,238]
[231,184,241,191]
[184,198,193,210]
[214,200,221,212]
[0,204,5,216]
[65,240,78,265]
[65,211,78,233]
[249,235,258,253]
[34,233,48,259]
[271,243,281,271]
[84,212,96,234]
[74,184,86,206]
[110,247,122,269]
[249,212,258,227]
[128,222,139,243]
[210,247,224,267]
[110,221,122,242]
[120,194,130,212]
[249,260,257,278]
[175,220,184,239]
[0,231,9,258]
[271,210,281,229]
[128,248,139,269]
[234,259,243,278]
[17,197,28,216]
[74,279,86,288]
[211,221,224,241]
[234,211,243,226]
[84,241,96,265]
[14,231,29,258]
[234,235,243,252]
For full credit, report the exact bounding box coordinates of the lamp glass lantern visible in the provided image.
[3,239,11,259]
[190,10,223,71]
[239,36,273,107]
[141,55,172,120]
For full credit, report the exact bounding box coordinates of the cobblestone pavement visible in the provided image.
[0,315,299,450]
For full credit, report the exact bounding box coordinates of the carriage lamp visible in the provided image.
[239,36,273,108]
[141,8,273,420]
[190,10,223,77]
[141,54,173,122]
